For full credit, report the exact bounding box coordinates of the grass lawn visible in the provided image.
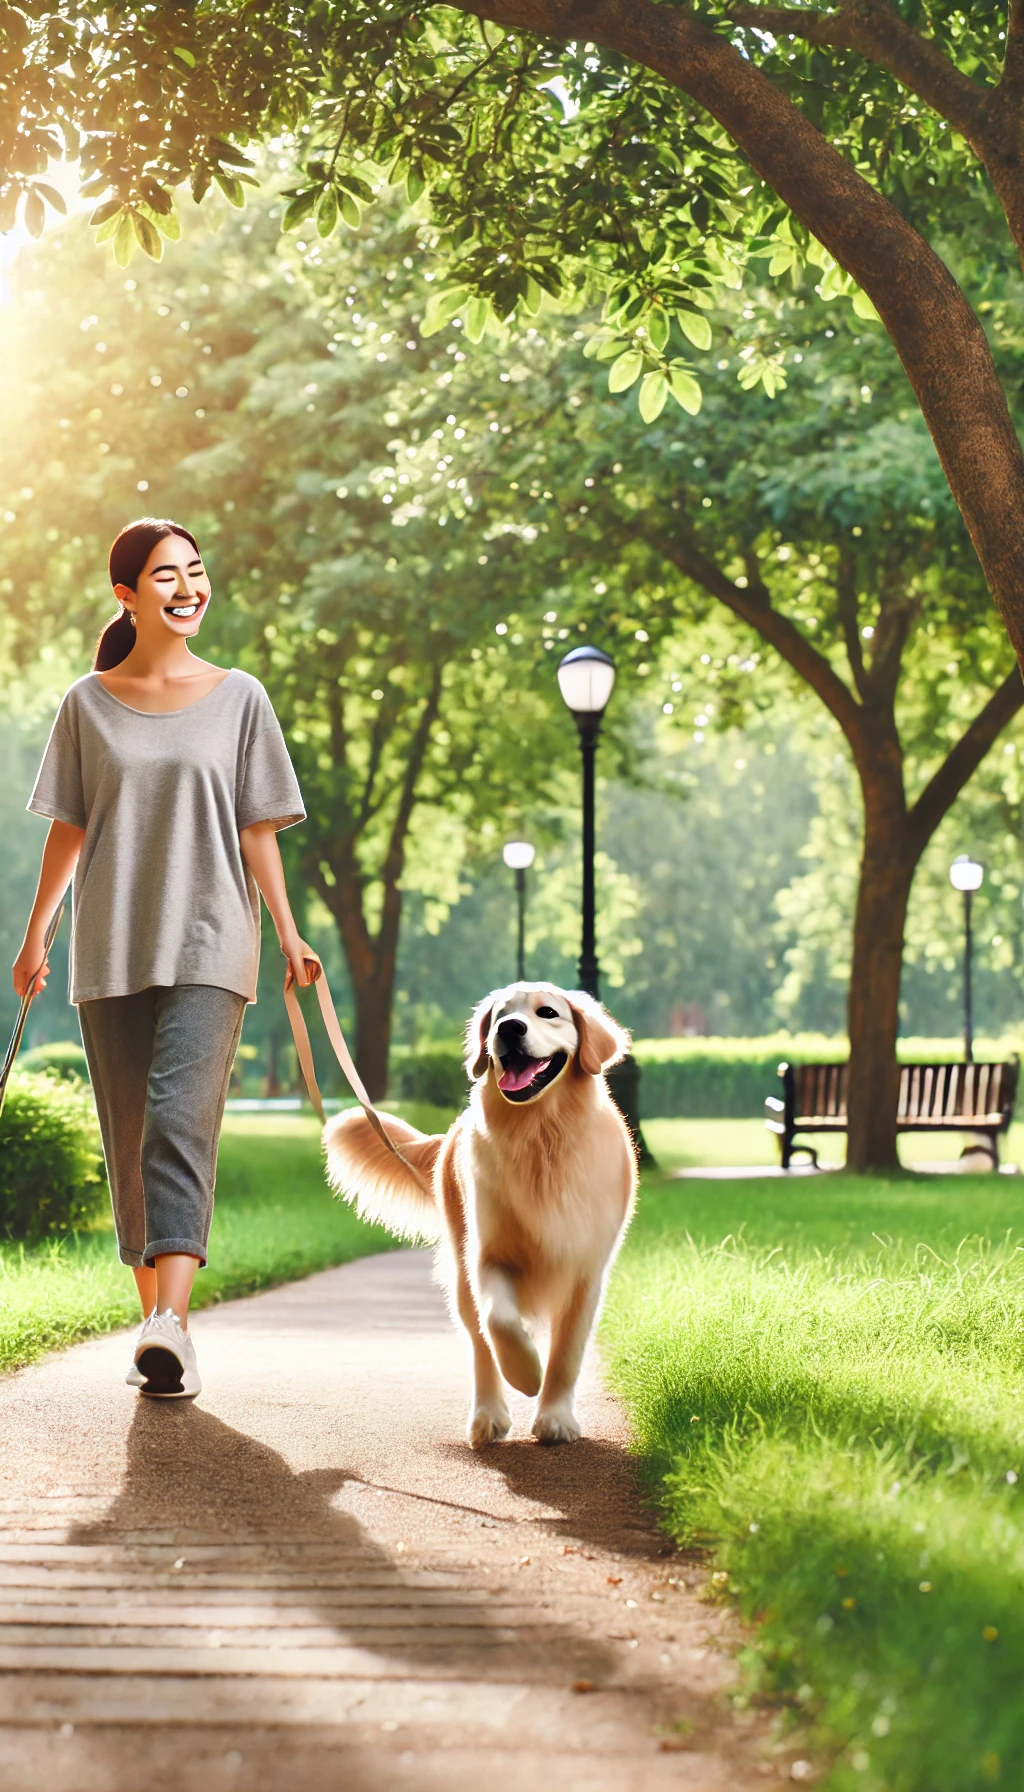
[603,1121,1024,1791]
[0,1106,448,1374]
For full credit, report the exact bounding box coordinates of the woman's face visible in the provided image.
[114,533,211,642]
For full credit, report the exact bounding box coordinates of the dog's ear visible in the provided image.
[568,993,631,1076]
[465,996,496,1081]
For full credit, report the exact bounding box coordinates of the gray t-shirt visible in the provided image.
[28,669,305,1005]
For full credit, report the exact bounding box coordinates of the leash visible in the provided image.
[0,904,65,1121]
[283,961,431,1191]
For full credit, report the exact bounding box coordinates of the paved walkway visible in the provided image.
[0,1251,793,1790]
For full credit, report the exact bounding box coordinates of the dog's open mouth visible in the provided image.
[496,1050,568,1103]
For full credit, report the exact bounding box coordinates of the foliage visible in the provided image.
[0,1070,104,1240]
[604,1167,1024,1790]
[0,1113,397,1373]
[18,1041,89,1081]
[389,1041,468,1108]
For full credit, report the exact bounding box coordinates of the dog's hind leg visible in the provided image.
[532,1276,602,1444]
[453,1258,511,1449]
[479,1264,543,1399]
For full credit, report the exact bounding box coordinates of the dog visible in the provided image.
[323,983,638,1447]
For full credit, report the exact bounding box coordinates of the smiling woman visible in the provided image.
[11,516,321,1405]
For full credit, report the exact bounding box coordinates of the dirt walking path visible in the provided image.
[0,1250,794,1791]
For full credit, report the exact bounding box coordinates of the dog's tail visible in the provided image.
[323,1108,444,1242]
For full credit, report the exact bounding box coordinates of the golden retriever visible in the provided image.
[323,983,638,1447]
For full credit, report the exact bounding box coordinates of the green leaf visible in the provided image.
[34,183,66,217]
[316,189,338,238]
[420,286,469,338]
[678,311,712,352]
[340,190,361,229]
[191,165,212,205]
[24,189,45,239]
[608,350,643,393]
[282,189,317,231]
[406,166,425,204]
[668,366,703,415]
[94,206,124,245]
[173,46,196,66]
[113,211,136,267]
[648,308,670,353]
[214,170,245,208]
[90,197,122,228]
[464,295,489,344]
[151,206,181,241]
[522,274,543,315]
[639,371,669,423]
[132,211,162,260]
[852,288,881,322]
[141,179,173,216]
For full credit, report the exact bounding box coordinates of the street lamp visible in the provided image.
[556,646,616,998]
[556,644,650,1161]
[949,854,984,1063]
[503,840,535,982]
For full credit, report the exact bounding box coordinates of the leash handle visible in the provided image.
[0,903,65,1120]
[284,961,430,1190]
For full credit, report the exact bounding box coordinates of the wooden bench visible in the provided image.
[764,1058,1020,1170]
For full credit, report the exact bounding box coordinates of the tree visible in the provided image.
[412,283,1024,1165]
[0,200,619,1093]
[7,1,1024,667]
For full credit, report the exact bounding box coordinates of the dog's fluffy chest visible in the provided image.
[458,1109,626,1272]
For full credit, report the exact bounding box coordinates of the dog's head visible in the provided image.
[465,982,630,1105]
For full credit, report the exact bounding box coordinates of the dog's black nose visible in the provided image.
[497,1016,528,1042]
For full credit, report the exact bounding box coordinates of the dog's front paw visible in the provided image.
[468,1401,512,1449]
[532,1403,581,1445]
[487,1320,543,1397]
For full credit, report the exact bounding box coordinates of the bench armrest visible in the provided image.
[765,1096,785,1113]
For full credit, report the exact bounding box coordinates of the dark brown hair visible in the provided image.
[93,518,202,672]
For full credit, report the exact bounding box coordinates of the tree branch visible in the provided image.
[649,522,870,754]
[836,551,869,701]
[726,1,989,143]
[907,666,1024,852]
[1002,0,1024,103]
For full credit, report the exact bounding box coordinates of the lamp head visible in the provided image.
[949,854,984,893]
[556,645,616,716]
[503,840,535,871]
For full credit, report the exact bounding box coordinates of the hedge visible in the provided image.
[388,1033,1024,1119]
[0,1072,106,1240]
[19,1041,90,1082]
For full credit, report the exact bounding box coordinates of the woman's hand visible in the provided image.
[282,936,323,991]
[13,927,51,1001]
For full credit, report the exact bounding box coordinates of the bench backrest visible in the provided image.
[783,1058,1020,1124]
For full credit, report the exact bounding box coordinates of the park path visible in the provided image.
[0,1250,794,1791]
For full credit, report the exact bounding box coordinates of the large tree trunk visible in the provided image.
[845,803,916,1172]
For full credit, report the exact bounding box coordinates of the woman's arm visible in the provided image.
[239,821,322,989]
[12,820,85,998]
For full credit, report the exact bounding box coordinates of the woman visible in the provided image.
[12,518,319,1398]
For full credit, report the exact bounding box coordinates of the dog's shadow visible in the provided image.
[451,1429,671,1564]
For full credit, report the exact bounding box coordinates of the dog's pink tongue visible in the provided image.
[499,1058,550,1093]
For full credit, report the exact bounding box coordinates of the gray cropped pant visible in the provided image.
[79,985,246,1269]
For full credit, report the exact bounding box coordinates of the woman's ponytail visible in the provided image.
[93,610,137,672]
[92,516,201,672]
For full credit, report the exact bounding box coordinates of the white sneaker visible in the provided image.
[133,1308,201,1399]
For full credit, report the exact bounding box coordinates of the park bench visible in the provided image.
[765,1057,1020,1170]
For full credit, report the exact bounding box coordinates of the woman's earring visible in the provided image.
[126,610,137,629]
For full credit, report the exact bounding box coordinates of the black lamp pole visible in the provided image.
[576,710,601,998]
[963,886,974,1065]
[515,867,527,983]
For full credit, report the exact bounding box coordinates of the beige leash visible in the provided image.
[283,963,431,1191]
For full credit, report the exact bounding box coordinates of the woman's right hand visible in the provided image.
[13,927,51,1000]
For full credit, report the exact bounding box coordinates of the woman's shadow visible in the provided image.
[69,1401,616,1683]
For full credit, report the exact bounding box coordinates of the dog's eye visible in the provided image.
[536,1005,559,1020]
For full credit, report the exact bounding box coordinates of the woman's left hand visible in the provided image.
[283,937,322,990]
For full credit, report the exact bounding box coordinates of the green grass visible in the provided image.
[604,1129,1024,1791]
[0,1108,455,1374]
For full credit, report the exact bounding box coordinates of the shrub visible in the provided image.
[389,1044,468,1109]
[19,1041,90,1082]
[0,1072,106,1240]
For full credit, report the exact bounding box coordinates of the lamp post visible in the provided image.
[949,854,984,1063]
[503,840,535,982]
[556,646,616,998]
[556,645,651,1161]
